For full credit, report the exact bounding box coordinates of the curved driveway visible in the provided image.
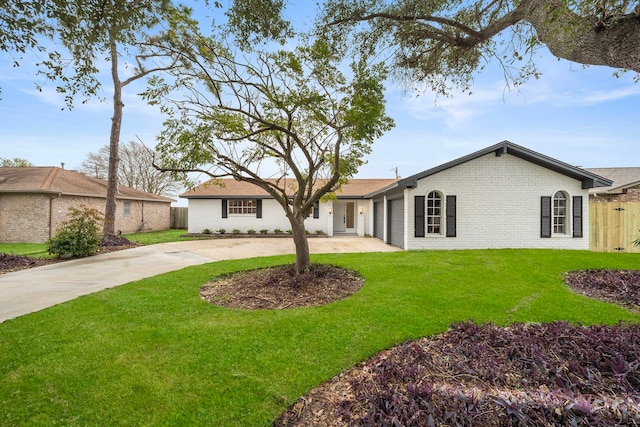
[0,237,398,323]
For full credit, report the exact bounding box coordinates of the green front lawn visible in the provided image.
[1,249,639,425]
[124,228,196,245]
[0,242,54,258]
[0,229,191,257]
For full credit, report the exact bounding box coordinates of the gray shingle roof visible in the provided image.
[181,178,399,199]
[584,167,640,194]
[371,141,612,196]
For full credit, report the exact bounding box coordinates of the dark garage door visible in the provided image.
[388,198,404,248]
[373,201,384,239]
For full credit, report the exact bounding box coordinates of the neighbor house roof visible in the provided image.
[584,167,640,194]
[181,178,399,199]
[371,140,612,197]
[0,167,174,203]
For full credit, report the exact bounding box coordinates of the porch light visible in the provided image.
[359,207,364,214]
[328,207,332,215]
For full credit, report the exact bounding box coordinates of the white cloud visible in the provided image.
[392,80,514,127]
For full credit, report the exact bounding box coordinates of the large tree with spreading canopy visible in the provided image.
[227,0,639,93]
[143,32,393,273]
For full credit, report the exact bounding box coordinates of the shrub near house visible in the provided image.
[47,206,102,258]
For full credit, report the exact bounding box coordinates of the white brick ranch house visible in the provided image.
[181,141,612,249]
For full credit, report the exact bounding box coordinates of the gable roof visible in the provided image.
[0,167,174,203]
[181,178,399,199]
[584,167,640,194]
[372,141,612,196]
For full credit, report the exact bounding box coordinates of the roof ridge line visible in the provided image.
[41,167,59,191]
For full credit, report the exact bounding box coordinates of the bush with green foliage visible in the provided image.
[46,206,103,258]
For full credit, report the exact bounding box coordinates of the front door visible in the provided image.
[345,202,355,233]
[333,202,356,234]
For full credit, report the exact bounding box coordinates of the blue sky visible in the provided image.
[1,2,639,204]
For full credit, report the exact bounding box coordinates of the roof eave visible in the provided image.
[393,140,613,190]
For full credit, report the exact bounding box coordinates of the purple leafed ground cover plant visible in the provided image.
[565,269,640,311]
[338,321,640,426]
[277,268,640,426]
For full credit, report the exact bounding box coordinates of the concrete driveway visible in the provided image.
[0,237,398,323]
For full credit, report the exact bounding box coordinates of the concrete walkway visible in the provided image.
[0,237,398,323]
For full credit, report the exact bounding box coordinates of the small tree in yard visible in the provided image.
[144,33,393,274]
[47,206,103,258]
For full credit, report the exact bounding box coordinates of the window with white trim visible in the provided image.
[553,191,567,234]
[123,201,131,217]
[228,199,256,215]
[427,191,442,234]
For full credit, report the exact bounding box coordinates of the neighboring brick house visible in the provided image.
[586,168,640,203]
[585,167,640,253]
[0,167,173,243]
[182,141,611,250]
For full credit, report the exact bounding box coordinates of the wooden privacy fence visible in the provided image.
[590,201,640,253]
[170,207,188,229]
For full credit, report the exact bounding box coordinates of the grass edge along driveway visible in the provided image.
[1,249,639,426]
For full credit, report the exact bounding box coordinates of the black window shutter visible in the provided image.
[446,195,456,237]
[313,201,320,219]
[222,199,228,219]
[256,199,262,218]
[572,196,583,238]
[541,196,551,238]
[415,196,425,237]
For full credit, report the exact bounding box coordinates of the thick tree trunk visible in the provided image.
[289,212,310,274]
[102,37,123,239]
[518,0,640,72]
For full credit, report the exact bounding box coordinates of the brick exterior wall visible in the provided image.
[589,183,640,203]
[0,193,170,243]
[0,194,51,243]
[403,152,590,250]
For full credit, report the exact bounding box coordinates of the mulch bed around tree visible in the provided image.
[0,253,60,273]
[200,264,364,310]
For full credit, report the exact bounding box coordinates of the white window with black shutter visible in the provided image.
[414,191,456,238]
[541,192,583,238]
[222,199,262,218]
[427,191,442,234]
[553,191,568,234]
